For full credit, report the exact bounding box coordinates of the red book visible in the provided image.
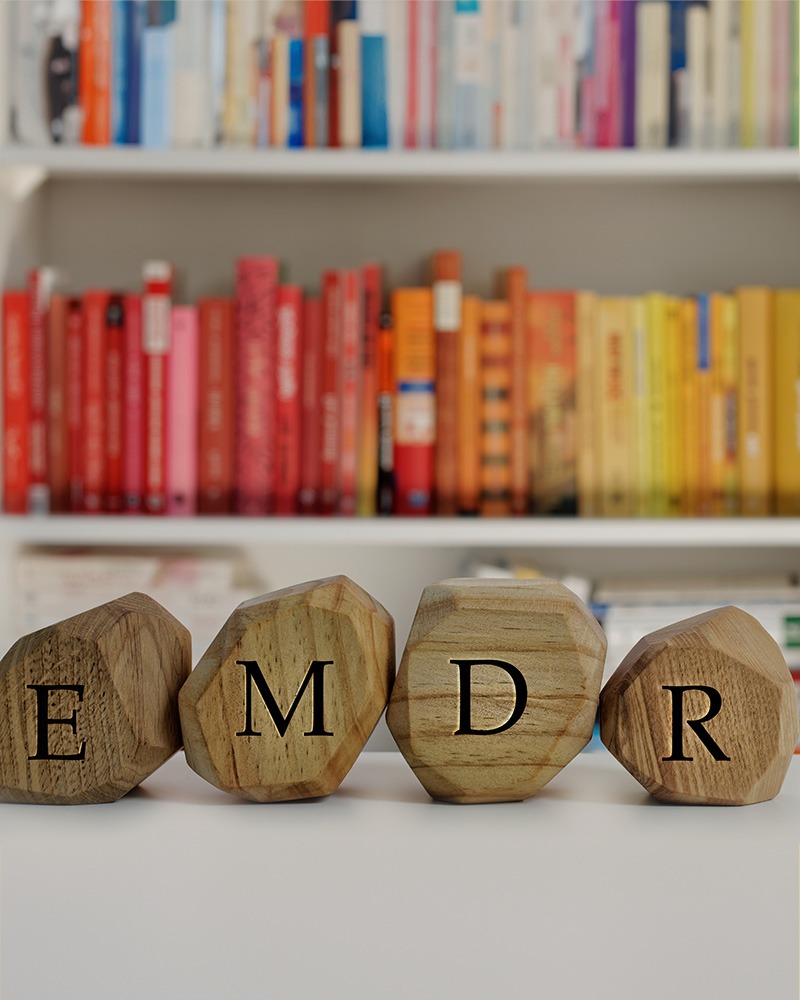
[28,267,55,514]
[320,270,341,514]
[198,298,235,514]
[275,285,304,515]
[81,290,108,513]
[66,298,83,512]
[104,295,124,512]
[142,261,173,515]
[2,291,30,514]
[329,2,347,147]
[358,263,382,516]
[47,294,71,512]
[304,0,330,147]
[299,297,323,514]
[122,294,144,513]
[167,306,199,515]
[235,256,279,515]
[432,250,461,515]
[338,270,361,516]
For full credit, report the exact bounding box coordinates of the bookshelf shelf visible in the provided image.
[3,515,800,548]
[0,146,798,186]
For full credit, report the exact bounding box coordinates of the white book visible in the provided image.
[514,0,536,148]
[636,0,670,148]
[172,0,213,148]
[752,0,771,146]
[223,0,261,146]
[417,0,434,149]
[574,0,595,146]
[386,0,407,148]
[338,17,362,148]
[710,0,730,147]
[557,0,580,147]
[436,0,455,148]
[499,0,519,150]
[770,0,791,146]
[534,1,559,149]
[483,0,501,148]
[453,0,485,149]
[687,2,711,148]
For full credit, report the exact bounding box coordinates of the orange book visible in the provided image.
[79,0,111,144]
[497,266,529,514]
[392,288,435,515]
[528,291,577,515]
[433,249,461,515]
[480,301,512,517]
[737,286,774,515]
[305,0,330,147]
[457,296,481,515]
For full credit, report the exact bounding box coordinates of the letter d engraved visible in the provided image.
[661,684,731,762]
[453,658,528,735]
[236,659,334,737]
[27,684,87,761]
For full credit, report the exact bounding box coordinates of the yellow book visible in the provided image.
[646,293,668,516]
[681,298,701,517]
[630,297,650,516]
[774,290,800,515]
[595,297,632,516]
[709,293,729,515]
[664,296,684,515]
[737,286,774,515]
[720,295,739,515]
[576,291,597,516]
[740,0,755,147]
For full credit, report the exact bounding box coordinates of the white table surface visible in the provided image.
[1,748,797,1000]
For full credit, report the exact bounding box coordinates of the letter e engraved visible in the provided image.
[27,684,87,761]
[235,660,334,737]
[661,684,731,762]
[452,659,528,735]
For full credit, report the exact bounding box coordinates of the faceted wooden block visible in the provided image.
[600,606,799,805]
[386,579,607,803]
[0,592,191,804]
[179,576,395,802]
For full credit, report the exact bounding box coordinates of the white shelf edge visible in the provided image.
[0,147,798,183]
[0,516,799,547]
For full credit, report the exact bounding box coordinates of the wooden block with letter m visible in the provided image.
[179,576,395,801]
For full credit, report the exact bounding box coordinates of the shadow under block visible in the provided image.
[386,579,607,804]
[0,593,191,805]
[600,606,799,805]
[178,576,395,802]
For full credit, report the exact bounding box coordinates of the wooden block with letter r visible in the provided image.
[386,579,607,803]
[600,606,799,805]
[0,592,191,804]
[178,576,395,801]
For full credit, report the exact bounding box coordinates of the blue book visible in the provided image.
[140,2,175,148]
[288,38,304,148]
[453,0,482,149]
[361,34,388,147]
[669,0,687,144]
[124,1,147,143]
[112,0,129,143]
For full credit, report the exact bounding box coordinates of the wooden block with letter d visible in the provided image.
[178,576,395,801]
[0,593,191,804]
[600,606,799,805]
[386,579,607,803]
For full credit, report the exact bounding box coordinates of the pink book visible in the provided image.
[338,269,362,516]
[275,285,304,515]
[299,297,323,514]
[235,256,279,514]
[142,261,173,515]
[122,293,144,513]
[167,306,199,515]
[405,0,419,148]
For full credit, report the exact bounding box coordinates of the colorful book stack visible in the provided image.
[9,0,798,151]
[4,258,800,518]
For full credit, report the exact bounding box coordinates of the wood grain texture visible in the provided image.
[386,579,607,803]
[179,576,395,802]
[0,592,191,804]
[600,606,799,805]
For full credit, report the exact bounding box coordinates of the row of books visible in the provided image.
[3,259,800,518]
[9,0,799,151]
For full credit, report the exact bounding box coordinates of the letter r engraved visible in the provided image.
[27,684,87,761]
[235,660,334,737]
[661,684,731,762]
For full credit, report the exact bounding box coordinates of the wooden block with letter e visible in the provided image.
[178,576,395,801]
[386,579,607,803]
[600,606,799,805]
[0,593,191,804]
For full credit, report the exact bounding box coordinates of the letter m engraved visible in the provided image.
[235,660,334,737]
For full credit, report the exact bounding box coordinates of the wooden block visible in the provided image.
[0,593,191,804]
[600,606,799,805]
[386,579,607,803]
[178,576,395,802]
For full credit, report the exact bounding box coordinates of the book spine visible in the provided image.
[793,0,799,147]
[330,0,357,147]
[480,300,512,516]
[664,296,684,514]
[687,2,710,148]
[171,0,213,148]
[27,267,55,514]
[80,0,112,144]
[305,0,331,147]
[596,297,632,516]
[457,295,481,515]
[387,0,408,148]
[338,270,362,515]
[122,292,144,512]
[288,38,305,147]
[506,266,529,514]
[275,285,304,515]
[320,270,341,514]
[235,255,279,514]
[393,287,435,515]
[358,263,382,516]
[142,260,173,515]
[433,250,462,515]
[198,298,234,514]
[721,294,740,514]
[46,294,69,513]
[104,294,125,512]
[82,290,108,513]
[774,290,800,514]
[770,0,790,146]
[709,292,728,514]
[125,0,146,143]
[737,286,774,515]
[631,296,651,516]
[636,0,669,147]
[647,292,668,515]
[695,293,713,515]
[167,305,199,515]
[751,0,771,147]
[416,0,435,148]
[453,0,483,149]
[339,12,362,146]
[669,0,688,145]
[272,33,290,148]
[576,290,597,515]
[66,298,84,512]
[620,0,637,147]
[140,2,175,148]
[112,0,130,143]
[437,0,455,149]
[299,297,323,514]
[377,317,395,514]
[405,0,420,147]
[2,292,31,514]
[361,0,389,148]
[740,0,755,146]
